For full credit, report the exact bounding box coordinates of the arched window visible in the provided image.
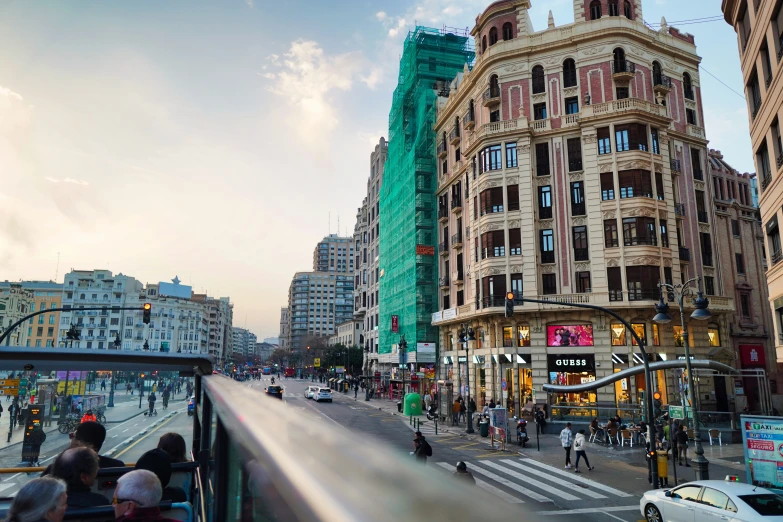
[652,61,662,85]
[589,0,602,20]
[482,35,487,53]
[612,48,626,72]
[489,27,498,46]
[707,324,721,347]
[489,74,500,97]
[608,0,619,16]
[683,72,694,100]
[532,65,545,94]
[469,99,474,118]
[624,1,633,19]
[563,58,577,88]
[502,22,513,41]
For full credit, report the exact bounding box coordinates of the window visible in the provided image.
[615,124,647,151]
[479,144,502,172]
[655,172,664,200]
[758,141,772,190]
[589,0,602,19]
[626,266,659,300]
[653,324,660,346]
[480,187,504,215]
[505,142,518,168]
[576,271,591,293]
[741,294,751,317]
[615,127,629,152]
[616,86,629,100]
[631,323,647,346]
[536,143,550,176]
[563,59,577,88]
[489,27,498,46]
[608,267,623,301]
[49,314,55,324]
[481,230,505,258]
[533,102,547,120]
[473,195,478,219]
[490,108,500,122]
[704,276,715,296]
[707,326,721,347]
[608,0,619,16]
[482,275,506,302]
[683,72,694,100]
[502,22,513,41]
[532,65,545,94]
[732,219,740,237]
[573,226,589,261]
[736,253,746,274]
[538,186,553,219]
[507,184,519,211]
[686,108,696,125]
[700,232,714,266]
[748,72,762,119]
[619,169,653,198]
[611,323,626,345]
[605,219,619,247]
[623,0,632,18]
[540,229,555,263]
[542,274,557,295]
[571,182,585,215]
[597,127,611,155]
[565,96,579,115]
[518,325,530,346]
[660,220,669,247]
[651,128,660,154]
[567,137,582,171]
[482,35,487,53]
[623,217,657,246]
[509,228,522,255]
[775,2,783,61]
[601,172,615,200]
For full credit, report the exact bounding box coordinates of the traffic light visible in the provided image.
[653,398,663,419]
[142,303,152,324]
[505,292,515,318]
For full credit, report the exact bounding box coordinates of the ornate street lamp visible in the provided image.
[109,334,120,407]
[459,325,477,434]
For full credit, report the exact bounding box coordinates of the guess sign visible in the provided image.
[547,354,595,371]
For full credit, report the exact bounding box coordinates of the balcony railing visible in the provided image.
[571,202,586,216]
[437,140,447,159]
[679,246,691,262]
[693,169,704,181]
[462,110,475,130]
[449,125,460,145]
[569,158,583,172]
[574,248,589,261]
[541,251,555,264]
[451,232,463,246]
[670,159,681,173]
[438,241,449,254]
[455,271,464,283]
[772,250,783,265]
[777,151,783,169]
[697,210,709,223]
[439,277,449,288]
[624,237,658,246]
[674,203,686,217]
[438,206,449,220]
[752,97,762,120]
[480,296,506,308]
[605,238,619,248]
[539,207,553,219]
[451,197,462,211]
[483,86,501,106]
[611,60,636,75]
[762,173,772,191]
[609,290,623,302]
[628,289,658,301]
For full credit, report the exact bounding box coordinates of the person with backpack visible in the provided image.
[573,429,594,473]
[413,431,432,464]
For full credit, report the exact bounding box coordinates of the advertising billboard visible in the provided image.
[546,325,594,347]
[741,415,783,491]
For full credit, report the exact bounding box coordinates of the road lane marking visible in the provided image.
[500,460,607,499]
[122,428,129,432]
[435,462,523,503]
[468,462,551,503]
[481,460,581,501]
[114,415,177,458]
[518,458,632,497]
[536,506,640,516]
[0,484,15,494]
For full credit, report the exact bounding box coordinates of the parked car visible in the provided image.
[313,388,333,403]
[265,385,284,399]
[641,477,783,522]
[305,386,318,399]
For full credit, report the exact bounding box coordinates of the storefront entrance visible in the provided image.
[547,354,597,405]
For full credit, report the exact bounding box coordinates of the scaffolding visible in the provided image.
[378,27,474,357]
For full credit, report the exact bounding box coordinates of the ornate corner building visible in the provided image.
[431,0,776,415]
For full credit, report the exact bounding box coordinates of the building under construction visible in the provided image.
[378,26,474,379]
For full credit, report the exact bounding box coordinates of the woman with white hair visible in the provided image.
[112,469,178,522]
[3,477,68,522]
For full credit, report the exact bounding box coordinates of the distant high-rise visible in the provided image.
[313,235,354,273]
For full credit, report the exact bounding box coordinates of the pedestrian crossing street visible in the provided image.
[433,458,632,506]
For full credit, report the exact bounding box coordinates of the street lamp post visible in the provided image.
[365,343,371,401]
[109,334,120,407]
[653,277,712,480]
[459,325,476,434]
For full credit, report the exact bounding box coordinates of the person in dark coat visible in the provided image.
[452,461,476,484]
[134,449,186,502]
[51,447,109,508]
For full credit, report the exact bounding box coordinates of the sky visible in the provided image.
[0,0,750,339]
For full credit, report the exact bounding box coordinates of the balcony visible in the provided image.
[670,159,682,174]
[439,277,449,289]
[438,206,449,222]
[463,110,475,130]
[581,97,667,120]
[679,246,691,262]
[480,296,506,308]
[611,60,636,81]
[437,140,447,159]
[609,290,624,302]
[674,203,686,219]
[541,251,555,264]
[451,232,463,248]
[439,241,449,255]
[624,237,658,247]
[653,74,672,94]
[697,210,709,224]
[762,173,772,191]
[693,169,704,181]
[772,250,783,265]
[628,289,658,302]
[454,271,464,284]
[703,254,714,267]
[687,125,706,140]
[531,118,551,132]
[539,207,553,219]
[451,196,462,213]
[483,87,501,107]
[449,126,460,146]
[571,202,585,216]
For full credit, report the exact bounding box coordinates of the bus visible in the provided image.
[262,366,271,375]
[284,367,295,378]
[0,347,565,522]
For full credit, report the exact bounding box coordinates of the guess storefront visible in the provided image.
[547,354,597,404]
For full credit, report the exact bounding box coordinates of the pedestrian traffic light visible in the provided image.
[142,303,152,324]
[505,292,515,318]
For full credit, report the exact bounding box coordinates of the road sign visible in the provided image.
[669,405,685,419]
[314,358,320,368]
[0,380,20,387]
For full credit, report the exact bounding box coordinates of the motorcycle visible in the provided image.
[516,419,529,447]
[426,404,438,421]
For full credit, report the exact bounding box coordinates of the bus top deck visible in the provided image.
[0,348,568,522]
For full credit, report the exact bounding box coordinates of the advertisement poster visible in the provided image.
[546,325,594,347]
[741,416,783,491]
[489,407,508,448]
[422,365,435,379]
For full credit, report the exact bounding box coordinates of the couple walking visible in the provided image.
[560,422,595,473]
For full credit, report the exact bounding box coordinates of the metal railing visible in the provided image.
[653,74,672,89]
[483,86,500,102]
[462,110,475,129]
[624,237,658,246]
[438,206,449,219]
[674,203,686,217]
[451,196,462,210]
[539,207,553,219]
[571,202,585,216]
[438,240,449,253]
[438,277,449,287]
[437,140,447,157]
[541,251,555,264]
[772,249,783,265]
[627,289,658,301]
[670,159,681,172]
[611,60,635,74]
[761,172,772,191]
[451,232,462,245]
[679,246,691,261]
[697,210,709,223]
[449,125,460,143]
[574,248,589,261]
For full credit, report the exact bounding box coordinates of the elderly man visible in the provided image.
[113,469,179,522]
[51,447,109,508]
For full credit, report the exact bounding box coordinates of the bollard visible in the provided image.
[435,418,438,435]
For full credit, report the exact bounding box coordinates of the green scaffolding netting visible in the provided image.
[378,26,474,356]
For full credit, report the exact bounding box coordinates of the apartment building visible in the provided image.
[432,0,745,414]
[0,281,62,347]
[313,235,354,274]
[0,283,34,346]
[232,327,258,359]
[328,319,363,347]
[722,0,783,372]
[287,271,353,350]
[190,294,233,364]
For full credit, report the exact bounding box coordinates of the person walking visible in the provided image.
[0,401,4,425]
[452,399,460,425]
[573,429,594,473]
[675,425,690,466]
[412,432,431,465]
[560,422,574,469]
[535,407,547,435]
[148,391,157,416]
[459,399,467,424]
[452,461,476,484]
[354,383,358,399]
[423,392,432,413]
[100,379,106,391]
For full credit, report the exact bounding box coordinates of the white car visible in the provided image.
[641,478,783,522]
[313,388,333,403]
[305,386,318,399]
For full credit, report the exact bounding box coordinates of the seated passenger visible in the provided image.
[42,421,124,476]
[113,470,179,522]
[135,449,186,503]
[157,433,188,463]
[3,476,68,522]
[51,447,109,508]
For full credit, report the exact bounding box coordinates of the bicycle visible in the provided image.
[95,406,107,425]
[57,415,79,434]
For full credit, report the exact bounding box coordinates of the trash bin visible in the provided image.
[656,451,669,487]
[479,420,489,437]
[397,401,403,413]
[403,393,422,416]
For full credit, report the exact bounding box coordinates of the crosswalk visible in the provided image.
[434,458,632,506]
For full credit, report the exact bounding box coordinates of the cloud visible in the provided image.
[376,11,387,21]
[357,130,386,152]
[44,177,90,186]
[245,0,254,7]
[378,0,485,38]
[360,67,383,89]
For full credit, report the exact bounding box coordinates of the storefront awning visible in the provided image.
[612,353,629,365]
[516,354,527,364]
[443,356,453,364]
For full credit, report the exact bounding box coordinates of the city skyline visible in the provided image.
[0,1,753,336]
